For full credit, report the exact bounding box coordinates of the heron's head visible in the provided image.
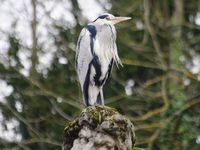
[93,13,131,25]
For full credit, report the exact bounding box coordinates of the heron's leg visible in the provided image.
[88,84,100,105]
[96,87,104,105]
[96,92,102,105]
[82,88,90,106]
[100,88,105,105]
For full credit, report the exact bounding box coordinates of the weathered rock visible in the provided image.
[63,105,135,150]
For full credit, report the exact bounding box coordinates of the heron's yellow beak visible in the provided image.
[111,17,131,24]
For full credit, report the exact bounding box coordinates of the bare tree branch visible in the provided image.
[30,0,38,79]
[144,0,166,70]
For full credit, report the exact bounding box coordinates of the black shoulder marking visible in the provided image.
[86,25,97,38]
[86,25,96,55]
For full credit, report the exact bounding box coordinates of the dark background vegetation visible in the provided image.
[0,0,200,149]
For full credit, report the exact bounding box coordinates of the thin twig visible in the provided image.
[131,77,169,121]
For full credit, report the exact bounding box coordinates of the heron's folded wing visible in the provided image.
[75,28,93,87]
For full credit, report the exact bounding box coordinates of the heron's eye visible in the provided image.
[106,16,111,20]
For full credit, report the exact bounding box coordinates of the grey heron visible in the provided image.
[76,13,131,106]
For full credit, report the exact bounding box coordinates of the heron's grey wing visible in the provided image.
[75,28,93,89]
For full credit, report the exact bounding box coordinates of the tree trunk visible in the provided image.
[62,105,142,150]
